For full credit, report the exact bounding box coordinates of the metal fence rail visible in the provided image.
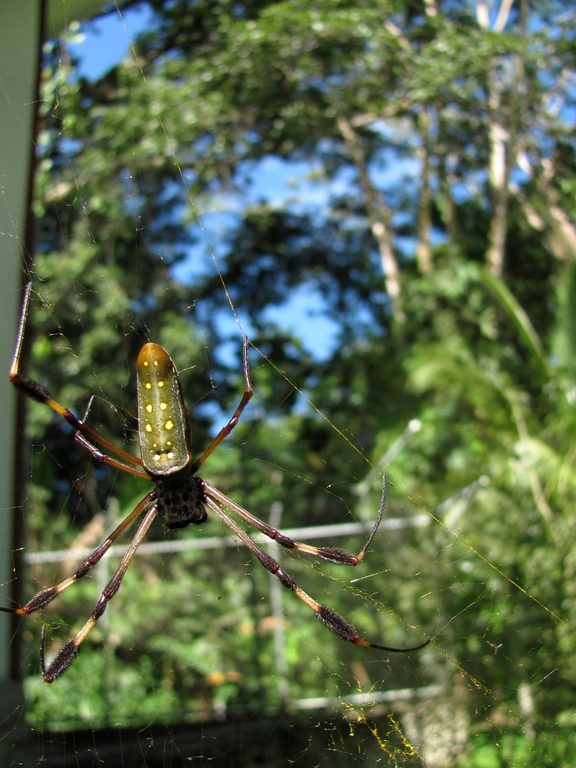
[23,514,431,565]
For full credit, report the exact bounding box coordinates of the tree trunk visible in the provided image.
[416,107,433,274]
[337,115,405,323]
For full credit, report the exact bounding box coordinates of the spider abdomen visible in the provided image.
[155,473,208,529]
[136,343,193,476]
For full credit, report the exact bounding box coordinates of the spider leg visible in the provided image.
[3,492,156,616]
[192,335,253,470]
[40,502,158,682]
[75,430,149,478]
[71,396,148,477]
[204,477,388,566]
[10,282,145,471]
[204,495,429,654]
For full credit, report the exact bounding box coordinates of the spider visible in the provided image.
[4,282,429,683]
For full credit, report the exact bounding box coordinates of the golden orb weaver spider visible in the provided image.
[3,283,429,683]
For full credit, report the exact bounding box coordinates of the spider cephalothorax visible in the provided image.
[155,474,208,529]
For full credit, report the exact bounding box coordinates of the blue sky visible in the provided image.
[69,7,152,79]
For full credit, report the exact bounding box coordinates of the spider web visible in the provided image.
[1,3,572,767]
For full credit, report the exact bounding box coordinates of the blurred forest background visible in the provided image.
[11,0,576,766]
